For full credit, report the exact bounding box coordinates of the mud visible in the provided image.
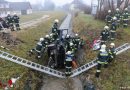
[41,76,83,90]
[0,32,24,46]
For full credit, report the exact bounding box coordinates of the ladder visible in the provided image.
[70,43,130,77]
[0,43,130,78]
[0,50,65,78]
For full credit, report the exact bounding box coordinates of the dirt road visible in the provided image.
[20,15,50,29]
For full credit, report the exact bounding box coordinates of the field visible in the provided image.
[0,11,130,90]
[73,13,130,90]
[0,11,65,89]
[20,11,54,23]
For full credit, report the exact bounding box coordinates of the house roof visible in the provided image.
[0,0,8,3]
[9,2,32,11]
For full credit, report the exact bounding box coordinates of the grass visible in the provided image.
[20,11,61,23]
[0,11,65,89]
[73,13,130,90]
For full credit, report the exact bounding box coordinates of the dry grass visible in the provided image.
[73,13,130,90]
[0,11,65,89]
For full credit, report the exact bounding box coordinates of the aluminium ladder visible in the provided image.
[0,43,130,78]
[70,43,130,77]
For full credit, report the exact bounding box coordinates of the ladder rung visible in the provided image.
[27,62,32,65]
[45,68,49,71]
[85,64,89,68]
[3,53,8,56]
[22,60,27,63]
[36,65,40,68]
[58,72,62,75]
[78,68,81,71]
[89,62,93,65]
[81,66,85,70]
[32,63,36,67]
[17,58,23,62]
[12,57,18,60]
[41,66,45,70]
[7,55,13,58]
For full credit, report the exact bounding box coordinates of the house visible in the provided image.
[0,0,10,17]
[0,0,32,17]
[9,2,32,15]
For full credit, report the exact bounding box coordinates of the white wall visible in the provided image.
[27,9,32,14]
[11,11,22,15]
[0,11,11,18]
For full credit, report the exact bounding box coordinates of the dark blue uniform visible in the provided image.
[95,50,109,78]
[108,47,116,63]
[100,30,110,44]
[110,22,117,40]
[13,15,20,30]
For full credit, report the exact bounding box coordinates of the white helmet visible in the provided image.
[75,33,78,37]
[116,8,119,11]
[50,33,53,37]
[113,16,117,20]
[45,35,49,38]
[108,10,111,13]
[100,44,106,52]
[70,42,73,46]
[66,34,70,38]
[104,26,109,30]
[39,38,44,42]
[14,13,16,15]
[66,51,72,55]
[54,19,59,23]
[125,8,128,11]
[7,12,10,15]
[110,43,115,46]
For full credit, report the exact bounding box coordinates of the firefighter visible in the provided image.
[52,19,59,33]
[122,8,130,28]
[44,35,50,46]
[73,34,81,50]
[49,33,55,43]
[68,42,76,54]
[12,13,20,30]
[105,10,113,26]
[95,44,109,78]
[65,51,73,76]
[108,43,116,63]
[100,26,110,44]
[64,34,72,51]
[6,13,14,31]
[115,8,121,28]
[29,38,45,57]
[53,19,59,29]
[110,17,117,40]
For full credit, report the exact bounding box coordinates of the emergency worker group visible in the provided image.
[27,8,129,77]
[96,7,129,78]
[0,13,20,31]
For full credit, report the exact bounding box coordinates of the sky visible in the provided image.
[7,0,95,6]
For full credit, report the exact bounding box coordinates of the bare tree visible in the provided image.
[124,0,130,9]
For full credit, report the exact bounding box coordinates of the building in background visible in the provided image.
[0,0,10,17]
[0,0,32,17]
[9,2,32,15]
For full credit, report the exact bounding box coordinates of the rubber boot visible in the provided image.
[95,72,100,78]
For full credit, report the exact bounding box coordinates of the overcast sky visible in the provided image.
[7,0,96,6]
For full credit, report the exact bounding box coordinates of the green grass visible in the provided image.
[0,11,65,89]
[73,13,130,90]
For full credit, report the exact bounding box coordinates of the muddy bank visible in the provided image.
[41,76,83,90]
